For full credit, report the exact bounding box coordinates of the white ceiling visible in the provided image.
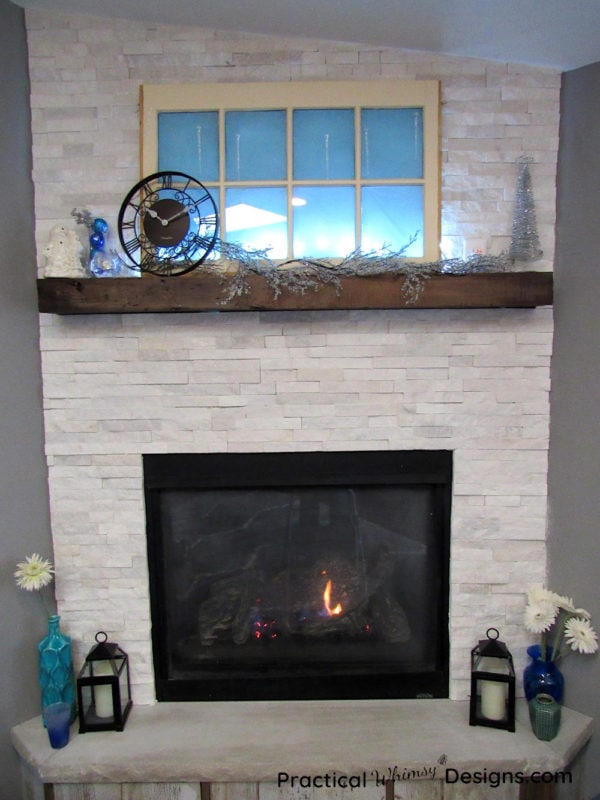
[11,0,600,71]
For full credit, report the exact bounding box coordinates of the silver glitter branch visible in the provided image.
[208,234,512,305]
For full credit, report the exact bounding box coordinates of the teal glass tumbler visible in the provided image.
[528,693,562,741]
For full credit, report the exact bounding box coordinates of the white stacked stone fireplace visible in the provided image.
[40,305,552,704]
[25,9,559,705]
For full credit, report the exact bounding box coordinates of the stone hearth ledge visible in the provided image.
[11,700,592,785]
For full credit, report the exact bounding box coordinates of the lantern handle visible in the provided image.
[486,627,500,640]
[95,631,108,644]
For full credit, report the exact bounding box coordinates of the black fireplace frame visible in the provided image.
[144,450,452,702]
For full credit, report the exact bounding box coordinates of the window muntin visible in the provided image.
[143,81,440,262]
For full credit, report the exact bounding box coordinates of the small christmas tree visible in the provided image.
[510,156,542,262]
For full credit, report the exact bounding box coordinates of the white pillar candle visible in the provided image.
[481,680,506,720]
[93,662,115,719]
[479,657,507,721]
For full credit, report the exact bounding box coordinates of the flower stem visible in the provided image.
[541,631,547,662]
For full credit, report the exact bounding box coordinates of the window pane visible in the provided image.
[293,109,355,180]
[292,187,355,259]
[225,110,286,181]
[361,108,423,179]
[158,112,219,181]
[202,189,220,260]
[225,187,287,258]
[361,185,424,257]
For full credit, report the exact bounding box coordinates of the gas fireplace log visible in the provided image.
[192,548,411,647]
[370,592,411,643]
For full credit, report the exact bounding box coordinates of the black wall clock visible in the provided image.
[117,171,219,276]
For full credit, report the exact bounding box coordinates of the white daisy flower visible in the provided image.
[14,553,54,592]
[524,599,557,634]
[554,593,591,618]
[526,585,556,606]
[564,617,599,655]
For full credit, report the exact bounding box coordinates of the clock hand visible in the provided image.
[164,205,196,225]
[145,208,169,226]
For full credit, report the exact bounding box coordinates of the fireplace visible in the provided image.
[144,449,451,701]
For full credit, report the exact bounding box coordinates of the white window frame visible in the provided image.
[141,80,440,262]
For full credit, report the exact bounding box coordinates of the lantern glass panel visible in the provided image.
[116,660,130,714]
[90,661,117,720]
[79,681,93,721]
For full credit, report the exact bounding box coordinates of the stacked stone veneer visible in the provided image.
[27,11,558,704]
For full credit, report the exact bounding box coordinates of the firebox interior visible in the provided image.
[144,450,451,701]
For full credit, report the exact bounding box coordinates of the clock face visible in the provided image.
[117,171,219,276]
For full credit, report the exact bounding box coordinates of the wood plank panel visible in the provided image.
[122,784,202,800]
[210,783,259,800]
[51,786,122,800]
[258,781,386,800]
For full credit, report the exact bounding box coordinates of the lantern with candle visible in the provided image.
[469,627,515,732]
[76,631,132,732]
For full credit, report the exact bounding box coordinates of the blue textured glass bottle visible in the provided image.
[38,615,76,723]
[523,645,564,703]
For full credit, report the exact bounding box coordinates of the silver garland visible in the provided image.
[70,206,512,302]
[207,238,512,305]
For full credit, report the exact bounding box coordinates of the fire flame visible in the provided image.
[323,579,342,616]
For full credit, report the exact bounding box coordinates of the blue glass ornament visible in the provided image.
[92,217,108,234]
[38,615,76,724]
[89,232,105,250]
[86,217,123,277]
[90,250,123,278]
[523,645,564,703]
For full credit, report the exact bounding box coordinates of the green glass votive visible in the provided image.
[529,693,562,741]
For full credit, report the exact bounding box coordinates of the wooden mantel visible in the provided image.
[37,271,553,315]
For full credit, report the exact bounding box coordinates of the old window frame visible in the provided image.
[141,80,440,263]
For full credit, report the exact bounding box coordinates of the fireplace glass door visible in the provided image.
[144,450,451,701]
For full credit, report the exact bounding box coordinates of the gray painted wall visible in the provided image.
[0,1,52,795]
[550,61,600,798]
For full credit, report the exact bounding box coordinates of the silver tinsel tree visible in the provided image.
[510,156,542,262]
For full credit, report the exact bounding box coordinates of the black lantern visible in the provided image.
[77,631,132,732]
[469,627,516,732]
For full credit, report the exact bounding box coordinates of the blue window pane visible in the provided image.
[361,108,423,179]
[199,188,220,260]
[158,112,219,181]
[225,111,286,181]
[188,186,220,250]
[225,187,287,258]
[361,186,423,257]
[293,109,355,180]
[292,187,355,259]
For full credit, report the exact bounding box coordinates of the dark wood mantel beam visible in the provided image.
[37,271,553,315]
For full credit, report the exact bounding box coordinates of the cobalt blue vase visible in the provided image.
[523,644,564,703]
[38,615,76,724]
